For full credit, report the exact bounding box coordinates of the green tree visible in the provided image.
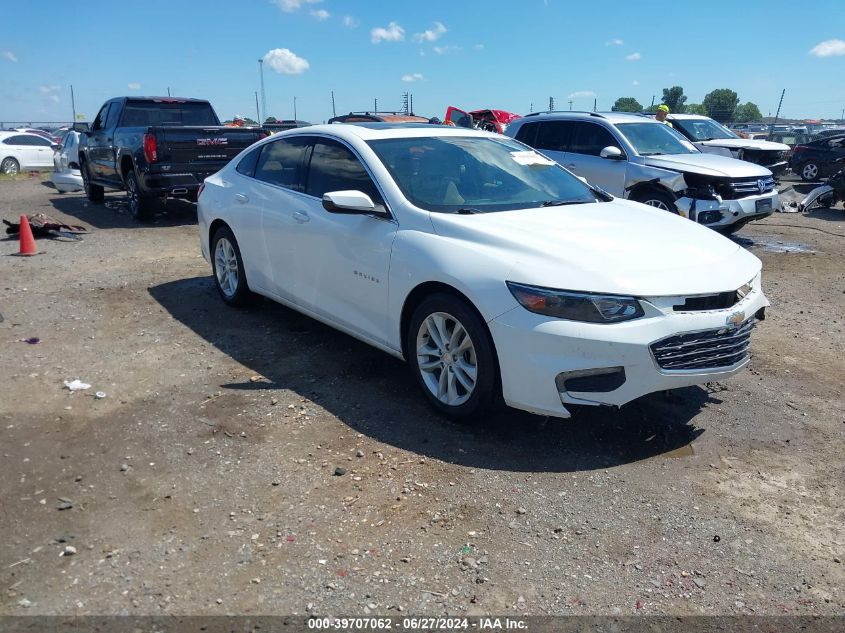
[661,86,687,113]
[703,89,739,123]
[733,102,763,123]
[611,97,643,112]
[685,103,707,115]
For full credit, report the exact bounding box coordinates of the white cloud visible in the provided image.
[128,82,141,90]
[2,50,17,62]
[413,22,446,43]
[568,90,596,99]
[371,21,404,43]
[342,15,359,28]
[809,39,845,57]
[49,95,60,103]
[433,44,461,55]
[39,85,61,103]
[263,48,310,74]
[605,38,624,46]
[271,0,321,12]
[402,73,424,82]
[626,52,641,61]
[473,44,484,50]
[311,8,330,20]
[632,79,640,86]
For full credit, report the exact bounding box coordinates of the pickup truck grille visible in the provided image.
[717,177,776,200]
[650,318,755,370]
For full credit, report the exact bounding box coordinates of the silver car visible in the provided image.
[506,111,779,234]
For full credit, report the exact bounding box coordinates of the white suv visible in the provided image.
[506,111,779,234]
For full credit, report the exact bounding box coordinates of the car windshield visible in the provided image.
[615,122,699,156]
[366,136,600,213]
[673,118,738,141]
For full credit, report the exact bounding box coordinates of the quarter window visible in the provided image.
[236,147,261,177]
[570,122,620,157]
[254,137,309,191]
[306,139,385,209]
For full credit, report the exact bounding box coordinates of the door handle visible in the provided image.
[234,193,249,203]
[293,210,310,223]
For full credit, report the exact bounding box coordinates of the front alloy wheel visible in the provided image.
[801,162,819,182]
[1,157,20,175]
[416,312,478,407]
[407,294,499,421]
[214,236,240,300]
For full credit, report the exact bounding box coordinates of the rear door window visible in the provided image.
[254,136,310,191]
[513,122,539,146]
[535,121,576,152]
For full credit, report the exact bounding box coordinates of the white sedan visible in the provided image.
[198,124,769,420]
[0,131,58,174]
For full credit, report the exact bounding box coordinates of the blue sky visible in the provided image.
[2,0,844,124]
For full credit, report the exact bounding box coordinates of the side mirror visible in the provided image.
[322,190,377,214]
[600,146,624,160]
[51,144,62,151]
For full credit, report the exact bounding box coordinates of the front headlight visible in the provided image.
[506,282,644,324]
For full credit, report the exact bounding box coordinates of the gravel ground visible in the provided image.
[0,175,843,617]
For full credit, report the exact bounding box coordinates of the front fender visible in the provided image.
[626,163,688,195]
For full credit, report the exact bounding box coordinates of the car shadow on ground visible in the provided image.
[149,276,713,473]
[45,190,198,230]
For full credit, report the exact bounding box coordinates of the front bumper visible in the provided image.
[489,288,769,418]
[676,191,779,229]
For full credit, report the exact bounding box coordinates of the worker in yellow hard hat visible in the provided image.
[655,104,673,127]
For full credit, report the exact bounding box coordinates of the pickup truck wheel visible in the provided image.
[631,189,679,214]
[81,160,104,203]
[125,169,157,221]
[211,226,255,307]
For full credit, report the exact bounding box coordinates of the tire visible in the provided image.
[125,169,158,221]
[631,188,679,214]
[80,159,104,203]
[799,161,820,182]
[406,293,500,421]
[1,157,20,175]
[211,225,255,307]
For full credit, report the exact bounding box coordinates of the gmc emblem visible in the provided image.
[197,138,228,146]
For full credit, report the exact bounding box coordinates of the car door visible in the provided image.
[293,137,396,345]
[101,101,121,184]
[826,137,845,175]
[87,102,111,178]
[256,135,313,301]
[27,134,55,167]
[563,121,628,196]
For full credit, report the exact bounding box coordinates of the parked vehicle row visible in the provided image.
[789,134,845,181]
[0,131,59,174]
[196,123,768,421]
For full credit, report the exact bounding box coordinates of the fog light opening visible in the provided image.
[556,367,626,394]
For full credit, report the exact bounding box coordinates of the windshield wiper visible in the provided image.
[455,208,480,215]
[541,200,590,206]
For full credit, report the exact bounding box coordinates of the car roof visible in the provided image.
[517,111,653,125]
[666,114,712,120]
[0,130,45,138]
[274,122,504,142]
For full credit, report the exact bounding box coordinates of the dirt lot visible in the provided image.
[1,174,843,617]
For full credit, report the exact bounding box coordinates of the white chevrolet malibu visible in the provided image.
[197,123,769,420]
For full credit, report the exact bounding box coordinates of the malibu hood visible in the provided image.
[642,152,774,178]
[430,199,761,297]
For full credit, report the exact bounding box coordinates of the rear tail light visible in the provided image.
[792,145,808,154]
[143,133,158,163]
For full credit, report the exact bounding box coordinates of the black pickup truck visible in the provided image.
[78,97,266,220]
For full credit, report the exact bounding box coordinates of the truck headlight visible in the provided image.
[506,282,644,324]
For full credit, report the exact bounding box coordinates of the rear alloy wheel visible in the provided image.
[632,189,679,214]
[211,225,255,307]
[81,160,104,202]
[407,294,499,421]
[125,169,157,221]
[800,161,820,182]
[1,157,20,175]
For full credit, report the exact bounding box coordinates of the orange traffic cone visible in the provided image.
[18,215,38,256]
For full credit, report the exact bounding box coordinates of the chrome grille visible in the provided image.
[650,319,755,370]
[719,176,776,199]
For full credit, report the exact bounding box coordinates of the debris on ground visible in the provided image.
[64,380,91,392]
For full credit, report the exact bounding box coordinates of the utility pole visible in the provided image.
[593,98,597,112]
[769,89,785,138]
[530,102,534,113]
[258,59,266,123]
[70,85,76,123]
[331,91,336,118]
[549,96,555,111]
[650,95,655,109]
[410,94,414,115]
[402,92,409,115]
[293,96,297,121]
[374,98,378,113]
[254,92,260,123]
[568,99,573,111]
[167,87,171,96]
